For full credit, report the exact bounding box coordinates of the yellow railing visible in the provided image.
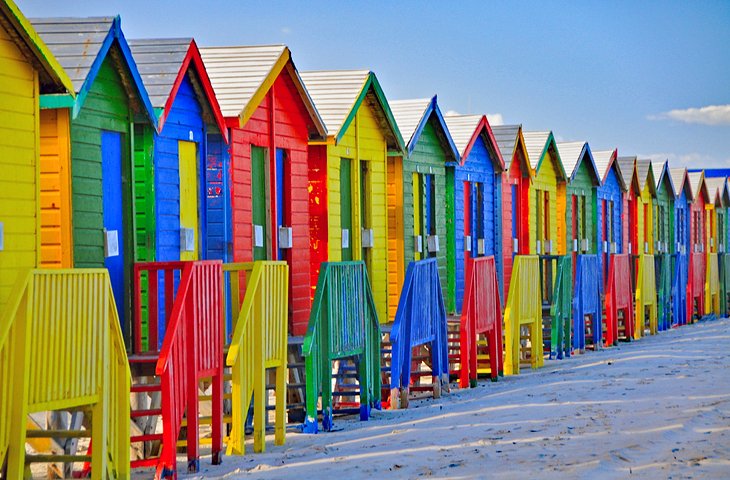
[223,261,289,455]
[0,269,130,479]
[705,252,720,316]
[634,254,657,338]
[503,255,542,375]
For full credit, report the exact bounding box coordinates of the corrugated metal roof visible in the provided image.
[593,149,615,182]
[491,124,521,166]
[30,17,115,93]
[199,44,287,118]
[556,141,585,179]
[652,160,666,189]
[669,167,687,198]
[523,131,551,170]
[636,158,653,192]
[389,98,431,147]
[129,38,190,109]
[443,113,482,156]
[299,69,370,136]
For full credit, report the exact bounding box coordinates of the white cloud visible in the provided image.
[487,113,503,126]
[649,104,730,126]
[281,26,292,34]
[444,110,460,116]
[640,152,730,169]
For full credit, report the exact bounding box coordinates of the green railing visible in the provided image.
[655,254,672,331]
[302,262,381,433]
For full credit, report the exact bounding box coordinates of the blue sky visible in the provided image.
[19,0,730,168]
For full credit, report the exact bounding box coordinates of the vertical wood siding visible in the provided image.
[529,150,562,255]
[566,159,597,254]
[0,23,39,311]
[230,70,313,334]
[386,156,404,320]
[39,107,72,268]
[596,165,623,281]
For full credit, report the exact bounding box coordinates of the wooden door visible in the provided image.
[102,131,125,324]
[340,157,353,261]
[179,141,199,261]
[251,146,268,261]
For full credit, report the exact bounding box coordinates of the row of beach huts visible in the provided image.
[1,1,728,478]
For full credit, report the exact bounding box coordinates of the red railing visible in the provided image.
[133,260,223,478]
[605,254,635,344]
[459,256,503,388]
[689,252,705,320]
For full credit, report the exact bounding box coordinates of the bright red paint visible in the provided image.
[500,138,530,296]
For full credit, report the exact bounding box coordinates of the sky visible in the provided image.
[18,0,730,169]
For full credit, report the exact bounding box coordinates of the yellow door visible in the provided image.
[179,141,199,260]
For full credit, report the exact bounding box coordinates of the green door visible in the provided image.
[252,146,268,260]
[340,157,352,261]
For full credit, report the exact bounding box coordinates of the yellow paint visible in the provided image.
[528,149,565,255]
[706,204,716,253]
[0,269,130,478]
[503,255,542,375]
[705,252,720,315]
[179,141,199,261]
[0,23,40,314]
[634,254,657,338]
[325,98,391,322]
[638,183,654,254]
[224,261,288,455]
[39,107,72,268]
[386,157,404,321]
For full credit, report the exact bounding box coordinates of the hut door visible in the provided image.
[179,141,199,261]
[474,183,485,257]
[463,182,471,263]
[360,160,370,267]
[275,148,287,261]
[511,184,519,256]
[102,131,125,326]
[629,194,638,255]
[251,146,268,261]
[413,173,423,261]
[424,174,435,258]
[339,158,353,261]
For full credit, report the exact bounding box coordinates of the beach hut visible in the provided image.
[493,124,532,297]
[652,161,675,255]
[200,46,327,336]
[593,149,625,288]
[617,157,640,257]
[300,70,405,324]
[688,171,710,320]
[33,17,158,337]
[524,131,568,256]
[705,177,728,254]
[388,96,459,319]
[670,167,692,326]
[557,141,601,260]
[129,39,229,268]
[443,113,505,314]
[636,159,657,255]
[0,0,73,312]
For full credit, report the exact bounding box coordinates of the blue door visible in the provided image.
[102,131,125,328]
[276,148,286,260]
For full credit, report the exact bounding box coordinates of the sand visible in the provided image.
[173,317,730,479]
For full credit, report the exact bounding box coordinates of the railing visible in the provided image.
[302,262,381,433]
[655,254,672,331]
[672,253,689,327]
[689,251,705,322]
[573,255,602,351]
[223,261,288,455]
[722,254,730,317]
[606,254,635,343]
[634,254,657,338]
[133,260,223,477]
[390,259,448,405]
[0,269,130,478]
[540,255,573,359]
[705,252,720,318]
[504,255,542,375]
[459,256,502,388]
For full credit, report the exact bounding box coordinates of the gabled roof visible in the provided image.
[556,141,600,185]
[492,124,533,180]
[389,96,459,162]
[0,0,73,94]
[617,156,641,195]
[31,16,156,126]
[443,113,505,171]
[523,130,567,180]
[687,171,710,203]
[129,38,227,141]
[200,45,325,138]
[669,167,691,199]
[636,159,657,197]
[704,177,727,207]
[592,149,626,191]
[652,160,675,199]
[300,69,404,151]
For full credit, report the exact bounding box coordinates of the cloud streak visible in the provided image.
[443,111,504,126]
[641,152,730,169]
[649,104,730,126]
